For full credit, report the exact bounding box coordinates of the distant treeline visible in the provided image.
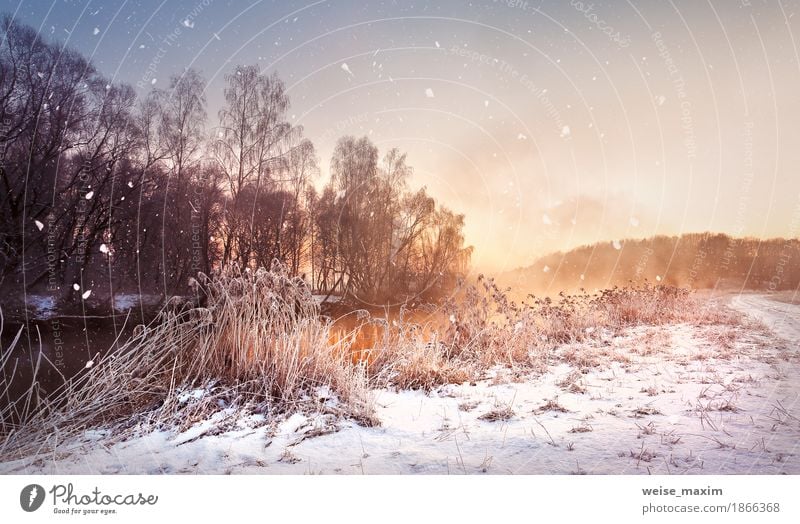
[0,16,471,306]
[501,233,800,294]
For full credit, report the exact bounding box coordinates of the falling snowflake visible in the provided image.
[34,219,44,231]
[85,191,94,200]
[484,100,489,107]
[340,63,354,77]
[517,133,527,140]
[612,240,622,250]
[85,360,94,369]
[99,244,109,254]
[656,95,666,106]
[93,27,100,35]
[73,283,80,291]
[543,265,550,273]
[449,314,456,323]
[151,78,157,85]
[182,19,194,28]
[580,274,585,281]
[655,275,662,282]
[629,216,640,227]
[82,290,92,299]
[560,125,571,138]
[425,88,435,98]
[127,181,134,188]
[542,214,552,225]
[435,41,440,48]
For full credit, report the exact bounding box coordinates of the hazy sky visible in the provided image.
[4,0,800,272]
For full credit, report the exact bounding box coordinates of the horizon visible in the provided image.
[4,0,800,273]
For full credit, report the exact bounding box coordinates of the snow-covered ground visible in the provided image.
[2,293,798,474]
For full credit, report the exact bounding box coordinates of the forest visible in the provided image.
[0,16,471,309]
[501,232,800,295]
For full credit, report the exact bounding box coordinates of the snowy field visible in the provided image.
[1,293,798,475]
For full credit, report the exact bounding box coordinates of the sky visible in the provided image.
[3,0,800,272]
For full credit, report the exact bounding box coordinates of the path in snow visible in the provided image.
[730,293,800,346]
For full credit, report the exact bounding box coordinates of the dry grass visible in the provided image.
[0,264,377,460]
[478,406,515,422]
[0,267,736,461]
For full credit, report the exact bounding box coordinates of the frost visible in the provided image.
[425,88,435,98]
[34,219,44,231]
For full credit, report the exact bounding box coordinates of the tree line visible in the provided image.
[502,232,800,294]
[0,17,471,307]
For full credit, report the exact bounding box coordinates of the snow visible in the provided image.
[26,295,58,319]
[425,88,435,98]
[2,295,798,475]
[112,293,162,312]
[311,294,342,305]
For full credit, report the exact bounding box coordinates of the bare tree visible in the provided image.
[317,136,471,303]
[214,65,302,268]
